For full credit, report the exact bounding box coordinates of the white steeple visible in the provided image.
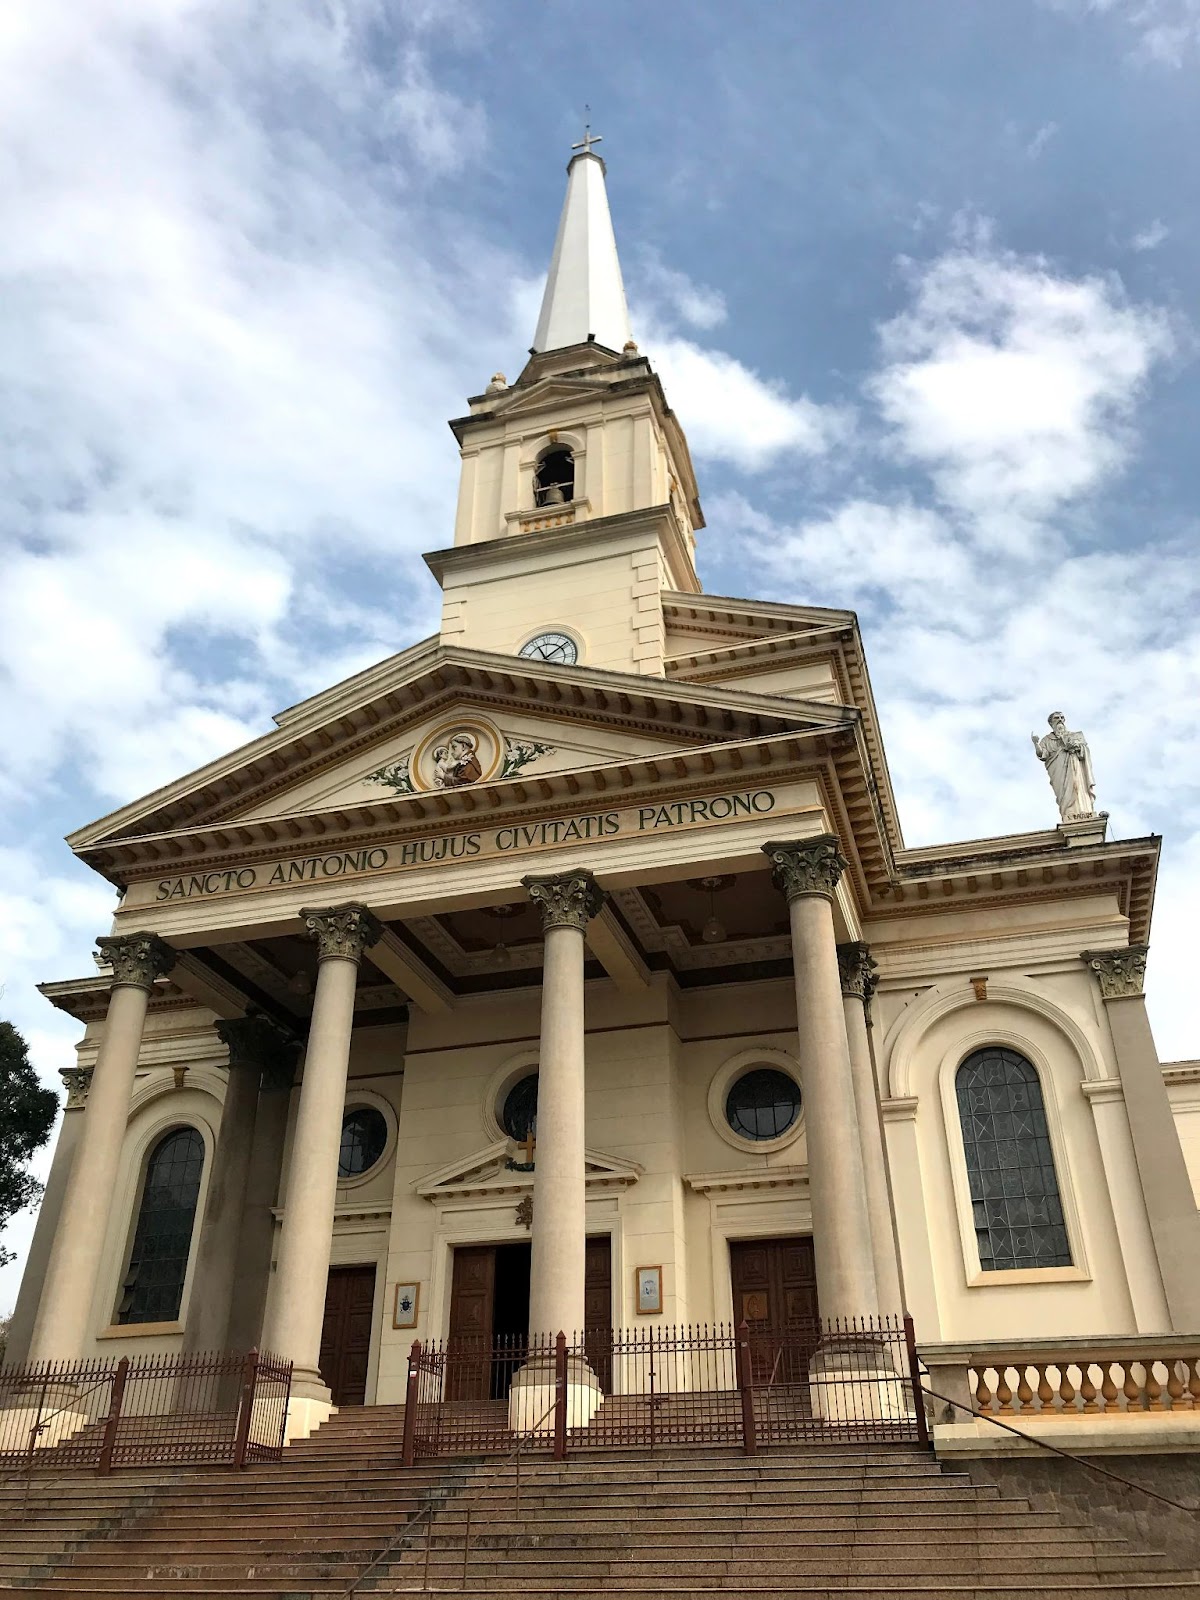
[532,130,632,355]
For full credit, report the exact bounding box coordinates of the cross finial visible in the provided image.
[572,110,601,156]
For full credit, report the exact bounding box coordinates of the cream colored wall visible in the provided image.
[701,662,841,702]
[1166,1069,1200,1204]
[438,528,668,675]
[873,932,1160,1342]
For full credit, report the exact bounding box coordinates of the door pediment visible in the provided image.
[417,1140,642,1203]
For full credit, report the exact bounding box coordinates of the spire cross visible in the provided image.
[572,120,602,156]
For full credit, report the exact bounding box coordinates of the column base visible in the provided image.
[808,1335,913,1426]
[1,1403,91,1451]
[280,1366,335,1443]
[508,1354,601,1435]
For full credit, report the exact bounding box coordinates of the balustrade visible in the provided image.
[961,1343,1200,1418]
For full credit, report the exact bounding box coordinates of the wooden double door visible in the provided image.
[318,1264,376,1406]
[448,1237,612,1399]
[730,1236,819,1381]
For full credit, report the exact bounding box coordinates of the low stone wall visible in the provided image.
[961,1452,1200,1574]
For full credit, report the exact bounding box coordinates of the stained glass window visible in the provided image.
[338,1107,388,1178]
[118,1127,204,1325]
[955,1047,1072,1271]
[725,1068,801,1141]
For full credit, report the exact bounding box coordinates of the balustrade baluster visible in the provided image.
[1016,1366,1034,1412]
[1080,1364,1099,1413]
[974,1368,992,1413]
[1057,1365,1076,1411]
[1166,1361,1186,1411]
[1123,1364,1143,1410]
[1101,1362,1120,1412]
[1187,1358,1200,1409]
[1146,1362,1164,1411]
[995,1368,1014,1413]
[1036,1365,1055,1410]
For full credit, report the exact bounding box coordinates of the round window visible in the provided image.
[501,1074,539,1142]
[338,1107,388,1178]
[725,1069,801,1142]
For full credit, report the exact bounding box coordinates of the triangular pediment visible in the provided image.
[68,644,851,853]
[416,1140,642,1202]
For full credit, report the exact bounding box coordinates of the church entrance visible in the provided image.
[447,1236,612,1399]
[318,1263,376,1406]
[729,1236,819,1382]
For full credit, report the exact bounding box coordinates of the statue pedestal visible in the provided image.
[1057,814,1108,847]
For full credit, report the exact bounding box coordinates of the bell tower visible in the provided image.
[425,133,704,677]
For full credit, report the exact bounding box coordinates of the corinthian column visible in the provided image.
[763,839,878,1322]
[1081,946,1200,1330]
[183,1014,300,1355]
[522,869,605,1342]
[837,943,904,1315]
[262,904,381,1408]
[28,933,176,1363]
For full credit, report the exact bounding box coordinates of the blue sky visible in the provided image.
[2,0,1198,1306]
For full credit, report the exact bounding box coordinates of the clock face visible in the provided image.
[519,632,578,665]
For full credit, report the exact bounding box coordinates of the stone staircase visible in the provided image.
[1,1402,1197,1597]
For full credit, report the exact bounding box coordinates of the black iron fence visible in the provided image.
[402,1315,926,1462]
[0,1348,291,1475]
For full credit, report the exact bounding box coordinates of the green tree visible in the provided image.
[0,1022,58,1269]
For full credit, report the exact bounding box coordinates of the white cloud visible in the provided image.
[1132,219,1170,251]
[1045,0,1200,64]
[869,242,1174,548]
[637,256,728,330]
[1026,121,1060,159]
[649,337,850,471]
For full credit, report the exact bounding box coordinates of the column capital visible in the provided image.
[1081,944,1148,1000]
[215,1012,302,1084]
[300,903,383,963]
[59,1066,94,1109]
[523,869,605,932]
[762,836,847,903]
[95,931,176,991]
[837,941,878,1002]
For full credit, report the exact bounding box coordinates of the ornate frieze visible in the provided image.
[95,931,176,992]
[837,942,878,1002]
[215,1012,301,1084]
[762,836,847,903]
[1080,945,1149,1000]
[300,903,383,963]
[523,868,605,932]
[60,1066,93,1109]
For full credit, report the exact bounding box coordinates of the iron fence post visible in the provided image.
[98,1358,129,1475]
[232,1349,258,1469]
[553,1332,568,1461]
[737,1319,757,1456]
[904,1314,929,1447]
[402,1342,421,1468]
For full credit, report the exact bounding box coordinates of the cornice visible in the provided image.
[684,1166,808,1194]
[69,649,848,859]
[424,501,700,593]
[76,728,854,887]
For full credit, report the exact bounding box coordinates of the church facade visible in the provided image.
[9,142,1200,1445]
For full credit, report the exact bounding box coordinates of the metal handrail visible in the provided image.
[343,1395,559,1596]
[917,1380,1199,1518]
[0,1372,115,1491]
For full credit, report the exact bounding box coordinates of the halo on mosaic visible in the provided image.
[366,718,556,796]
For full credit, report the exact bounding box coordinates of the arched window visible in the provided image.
[534,446,574,506]
[117,1127,204,1325]
[955,1047,1071,1271]
[501,1073,539,1143]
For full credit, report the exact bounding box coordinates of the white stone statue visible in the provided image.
[1032,712,1097,822]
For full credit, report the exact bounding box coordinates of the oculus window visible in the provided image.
[501,1073,539,1143]
[725,1068,801,1142]
[955,1046,1072,1271]
[338,1107,388,1179]
[118,1127,204,1325]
